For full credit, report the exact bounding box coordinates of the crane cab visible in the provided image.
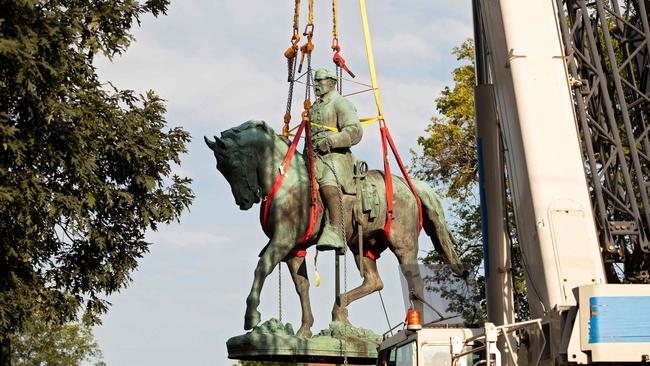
[377,326,484,366]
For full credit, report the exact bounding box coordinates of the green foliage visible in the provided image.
[416,39,477,200]
[415,40,481,265]
[11,313,105,366]
[0,0,193,355]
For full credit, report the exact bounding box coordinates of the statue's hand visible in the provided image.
[317,138,332,154]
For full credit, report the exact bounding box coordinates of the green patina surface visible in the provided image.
[207,118,462,344]
[226,319,381,364]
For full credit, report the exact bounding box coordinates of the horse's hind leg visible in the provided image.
[285,255,314,337]
[400,260,424,316]
[332,253,384,324]
[392,240,425,317]
[245,240,292,330]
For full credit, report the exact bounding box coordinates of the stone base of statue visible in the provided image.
[226,318,382,364]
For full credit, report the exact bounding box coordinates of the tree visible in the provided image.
[0,0,193,361]
[412,39,528,326]
[10,315,105,366]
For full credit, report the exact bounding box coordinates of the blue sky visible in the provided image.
[94,1,473,365]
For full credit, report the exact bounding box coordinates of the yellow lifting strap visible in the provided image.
[293,0,301,31]
[360,115,383,125]
[308,0,314,24]
[332,0,338,40]
[307,116,383,134]
[286,116,383,135]
[358,0,384,123]
[309,122,338,132]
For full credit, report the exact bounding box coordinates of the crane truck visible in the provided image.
[376,0,650,365]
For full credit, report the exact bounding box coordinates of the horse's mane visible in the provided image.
[221,120,291,148]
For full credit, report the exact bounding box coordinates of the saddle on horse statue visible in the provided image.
[319,159,385,260]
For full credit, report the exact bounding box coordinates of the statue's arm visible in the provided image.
[329,99,362,149]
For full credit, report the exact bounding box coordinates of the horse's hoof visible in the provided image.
[244,309,261,330]
[336,317,352,325]
[296,326,312,338]
[332,307,351,325]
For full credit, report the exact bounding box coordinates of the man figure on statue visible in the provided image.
[309,68,362,252]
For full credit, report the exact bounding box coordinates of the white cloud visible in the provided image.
[98,47,286,126]
[147,227,230,248]
[377,31,437,57]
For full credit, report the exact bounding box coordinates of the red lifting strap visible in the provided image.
[364,248,380,261]
[380,124,422,236]
[303,116,321,244]
[261,119,320,245]
[290,249,307,257]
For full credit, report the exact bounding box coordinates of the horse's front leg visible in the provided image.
[286,254,314,337]
[244,239,292,330]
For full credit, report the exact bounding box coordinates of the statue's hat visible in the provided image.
[314,68,337,81]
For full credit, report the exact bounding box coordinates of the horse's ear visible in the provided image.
[204,136,216,150]
[204,136,227,151]
[255,120,274,135]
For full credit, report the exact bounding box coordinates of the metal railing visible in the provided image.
[451,320,545,366]
[556,0,650,282]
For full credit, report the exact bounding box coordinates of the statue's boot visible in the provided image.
[316,186,345,252]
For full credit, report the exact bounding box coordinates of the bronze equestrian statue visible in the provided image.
[205,68,463,337]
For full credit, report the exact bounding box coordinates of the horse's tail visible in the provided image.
[412,180,465,274]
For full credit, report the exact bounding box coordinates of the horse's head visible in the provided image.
[205,120,277,210]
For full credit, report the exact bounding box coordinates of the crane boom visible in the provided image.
[378,1,650,365]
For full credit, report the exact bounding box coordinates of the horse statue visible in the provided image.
[205,120,462,337]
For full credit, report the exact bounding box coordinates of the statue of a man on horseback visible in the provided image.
[310,68,362,252]
[204,68,464,337]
